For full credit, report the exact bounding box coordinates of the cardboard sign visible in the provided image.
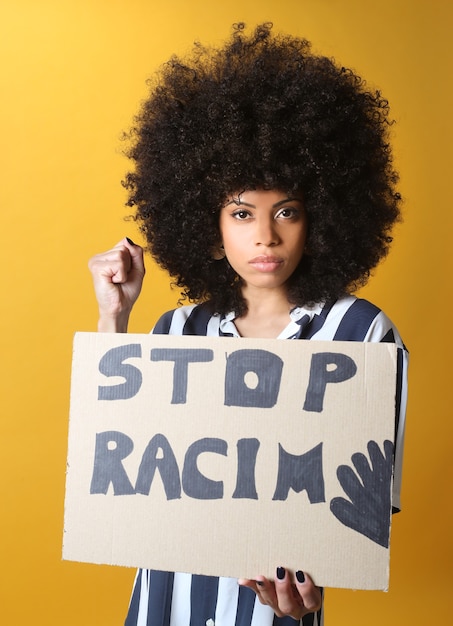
[63,332,397,590]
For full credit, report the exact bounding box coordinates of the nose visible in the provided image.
[255,216,280,246]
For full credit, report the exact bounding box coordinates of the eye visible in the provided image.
[232,209,252,220]
[275,206,300,219]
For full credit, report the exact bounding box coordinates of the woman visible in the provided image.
[89,23,408,626]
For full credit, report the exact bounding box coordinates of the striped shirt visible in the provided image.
[125,296,408,626]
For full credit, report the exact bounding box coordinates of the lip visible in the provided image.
[249,255,284,272]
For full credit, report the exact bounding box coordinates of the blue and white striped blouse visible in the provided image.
[125,295,408,626]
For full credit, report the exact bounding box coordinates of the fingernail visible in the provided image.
[126,237,135,245]
[276,567,285,580]
[296,570,305,584]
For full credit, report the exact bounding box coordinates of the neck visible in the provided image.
[234,286,293,338]
[246,287,291,316]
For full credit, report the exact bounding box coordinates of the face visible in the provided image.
[219,189,307,295]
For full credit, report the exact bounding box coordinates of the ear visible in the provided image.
[211,244,226,260]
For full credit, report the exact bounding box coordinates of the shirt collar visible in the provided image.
[219,303,325,339]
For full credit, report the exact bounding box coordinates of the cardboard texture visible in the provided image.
[63,332,397,590]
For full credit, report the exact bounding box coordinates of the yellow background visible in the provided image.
[1,1,451,624]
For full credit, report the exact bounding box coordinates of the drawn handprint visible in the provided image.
[330,440,394,548]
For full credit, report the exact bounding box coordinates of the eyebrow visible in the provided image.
[225,197,303,209]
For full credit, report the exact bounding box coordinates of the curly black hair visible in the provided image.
[123,22,401,315]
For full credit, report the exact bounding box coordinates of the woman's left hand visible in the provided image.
[238,567,322,620]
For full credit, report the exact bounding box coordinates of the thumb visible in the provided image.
[119,237,146,279]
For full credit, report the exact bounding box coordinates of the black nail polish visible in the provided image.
[126,237,135,245]
[296,570,305,584]
[276,566,285,580]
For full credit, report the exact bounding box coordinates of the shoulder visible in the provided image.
[313,296,406,347]
[152,303,220,336]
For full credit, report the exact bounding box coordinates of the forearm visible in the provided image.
[97,311,131,333]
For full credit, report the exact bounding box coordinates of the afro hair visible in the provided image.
[123,22,401,315]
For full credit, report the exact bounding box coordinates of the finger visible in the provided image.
[254,577,277,608]
[368,439,394,471]
[383,439,394,461]
[330,495,356,525]
[107,239,134,283]
[244,576,278,609]
[336,464,364,500]
[351,452,372,486]
[89,244,129,278]
[294,571,322,614]
[237,578,258,591]
[367,440,384,473]
[120,237,146,276]
[274,567,303,617]
[89,240,141,285]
